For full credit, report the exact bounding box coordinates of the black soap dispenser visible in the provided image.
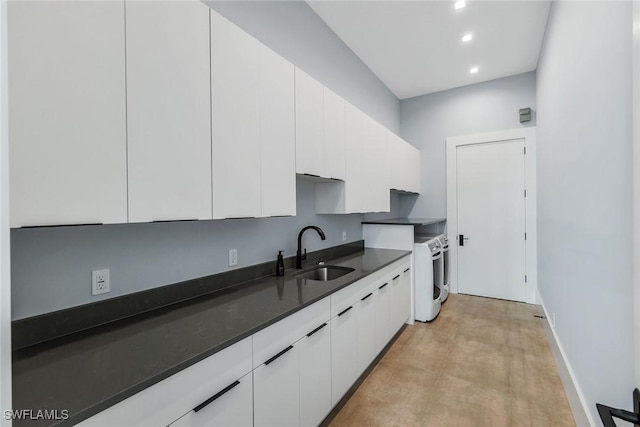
[275,251,285,276]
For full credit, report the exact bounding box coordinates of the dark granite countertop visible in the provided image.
[361,217,446,226]
[12,247,411,426]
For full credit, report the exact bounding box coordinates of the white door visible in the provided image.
[456,139,526,302]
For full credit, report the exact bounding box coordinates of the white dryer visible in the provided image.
[414,236,442,322]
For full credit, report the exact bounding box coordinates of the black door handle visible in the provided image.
[459,234,469,246]
[193,380,241,413]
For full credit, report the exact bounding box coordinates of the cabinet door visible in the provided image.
[294,68,324,176]
[407,142,421,194]
[374,281,391,353]
[260,45,296,217]
[390,266,411,333]
[331,304,359,406]
[368,119,390,213]
[323,87,346,181]
[169,372,253,427]
[211,11,261,219]
[398,266,412,325]
[387,133,402,192]
[8,1,127,227]
[344,103,366,213]
[254,344,300,427]
[299,322,331,427]
[126,1,211,222]
[356,291,377,374]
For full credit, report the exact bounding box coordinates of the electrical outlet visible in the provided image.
[92,269,110,296]
[229,249,238,267]
[342,231,347,242]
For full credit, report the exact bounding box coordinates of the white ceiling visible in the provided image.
[308,1,551,100]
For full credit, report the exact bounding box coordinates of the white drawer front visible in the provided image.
[77,337,252,427]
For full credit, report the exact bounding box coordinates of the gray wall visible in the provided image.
[12,179,364,319]
[536,1,634,423]
[400,72,536,218]
[11,1,401,319]
[207,1,400,133]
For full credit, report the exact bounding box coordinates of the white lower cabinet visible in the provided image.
[254,344,300,427]
[330,303,359,406]
[356,291,377,373]
[374,280,392,350]
[390,266,412,332]
[169,371,253,427]
[299,322,331,427]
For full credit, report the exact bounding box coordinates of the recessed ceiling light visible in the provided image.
[470,66,479,74]
[454,1,466,10]
[462,33,473,43]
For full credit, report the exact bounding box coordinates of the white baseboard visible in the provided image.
[536,289,597,427]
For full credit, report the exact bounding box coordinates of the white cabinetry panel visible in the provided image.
[299,321,331,427]
[390,266,412,331]
[254,344,300,427]
[331,304,359,406]
[316,102,390,214]
[211,11,261,219]
[260,46,296,217]
[295,68,324,177]
[356,291,377,374]
[211,11,295,219]
[388,132,421,194]
[323,87,346,181]
[126,1,212,222]
[374,281,392,351]
[8,1,127,227]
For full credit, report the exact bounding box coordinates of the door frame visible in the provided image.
[632,0,640,389]
[446,127,537,304]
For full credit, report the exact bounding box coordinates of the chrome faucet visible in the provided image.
[296,226,326,269]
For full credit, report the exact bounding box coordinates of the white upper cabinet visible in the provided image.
[295,68,324,177]
[211,11,261,219]
[388,132,420,194]
[323,87,346,181]
[294,70,346,181]
[126,1,212,222]
[316,102,389,214]
[405,141,421,194]
[211,11,295,219]
[8,1,127,227]
[260,45,296,217]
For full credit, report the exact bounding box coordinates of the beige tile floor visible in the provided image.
[328,294,576,427]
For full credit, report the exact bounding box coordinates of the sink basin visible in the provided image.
[294,265,355,282]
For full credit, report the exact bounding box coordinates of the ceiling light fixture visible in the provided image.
[470,66,479,74]
[462,33,473,43]
[454,1,466,10]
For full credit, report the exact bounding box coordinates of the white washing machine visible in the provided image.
[414,236,442,322]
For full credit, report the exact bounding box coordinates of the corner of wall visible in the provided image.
[1,0,13,422]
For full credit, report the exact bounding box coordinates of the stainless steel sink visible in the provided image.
[294,265,355,282]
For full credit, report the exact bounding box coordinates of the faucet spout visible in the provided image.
[296,226,326,269]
